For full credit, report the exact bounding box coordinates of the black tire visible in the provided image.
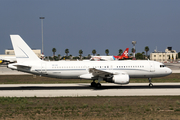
[149,83,153,87]
[96,83,101,88]
[91,82,96,87]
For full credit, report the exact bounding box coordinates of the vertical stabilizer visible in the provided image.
[122,48,129,56]
[10,35,40,63]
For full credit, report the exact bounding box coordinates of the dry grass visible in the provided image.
[0,73,180,84]
[0,96,180,120]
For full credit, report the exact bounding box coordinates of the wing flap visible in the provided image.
[89,68,113,77]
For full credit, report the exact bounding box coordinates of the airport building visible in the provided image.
[150,47,178,62]
[0,49,42,58]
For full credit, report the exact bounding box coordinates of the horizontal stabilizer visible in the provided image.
[8,63,31,70]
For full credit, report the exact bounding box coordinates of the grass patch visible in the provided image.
[0,96,180,119]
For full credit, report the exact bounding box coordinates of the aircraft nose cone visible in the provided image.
[166,68,172,74]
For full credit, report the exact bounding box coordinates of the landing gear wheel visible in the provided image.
[148,78,153,87]
[91,82,96,87]
[149,83,153,87]
[96,83,101,88]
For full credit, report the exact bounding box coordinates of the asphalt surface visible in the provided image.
[0,65,29,75]
[0,83,180,97]
[164,63,180,73]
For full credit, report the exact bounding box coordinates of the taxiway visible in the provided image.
[0,83,180,97]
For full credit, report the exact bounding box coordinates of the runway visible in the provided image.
[0,83,180,97]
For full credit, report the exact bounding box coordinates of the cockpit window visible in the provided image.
[160,65,166,68]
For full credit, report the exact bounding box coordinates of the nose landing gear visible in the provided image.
[148,78,153,87]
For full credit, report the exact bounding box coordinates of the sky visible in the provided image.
[0,0,180,56]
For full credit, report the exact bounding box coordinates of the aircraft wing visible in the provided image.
[80,68,125,79]
[89,68,114,78]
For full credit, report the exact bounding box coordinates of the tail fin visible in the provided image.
[122,48,129,56]
[10,35,40,63]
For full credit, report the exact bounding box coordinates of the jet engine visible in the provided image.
[104,73,129,84]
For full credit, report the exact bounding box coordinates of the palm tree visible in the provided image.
[142,52,145,59]
[65,49,69,57]
[105,49,109,56]
[119,49,123,56]
[52,48,56,57]
[131,48,136,59]
[58,54,61,60]
[87,54,91,59]
[145,46,149,57]
[69,54,72,59]
[92,49,96,56]
[79,49,83,59]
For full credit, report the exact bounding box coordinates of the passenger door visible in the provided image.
[150,62,155,72]
[41,62,47,74]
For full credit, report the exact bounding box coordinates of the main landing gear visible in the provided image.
[148,78,153,87]
[91,80,101,88]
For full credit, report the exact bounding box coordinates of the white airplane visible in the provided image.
[8,35,172,88]
[91,48,129,61]
[0,56,16,64]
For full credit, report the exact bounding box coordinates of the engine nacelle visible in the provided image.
[79,73,94,79]
[112,73,129,84]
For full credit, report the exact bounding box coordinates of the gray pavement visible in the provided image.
[0,65,30,75]
[164,63,180,73]
[0,83,180,97]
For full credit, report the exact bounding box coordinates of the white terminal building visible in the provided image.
[150,47,178,62]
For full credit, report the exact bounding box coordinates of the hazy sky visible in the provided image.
[0,0,180,56]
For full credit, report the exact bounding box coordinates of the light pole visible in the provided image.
[132,41,137,59]
[40,17,45,58]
